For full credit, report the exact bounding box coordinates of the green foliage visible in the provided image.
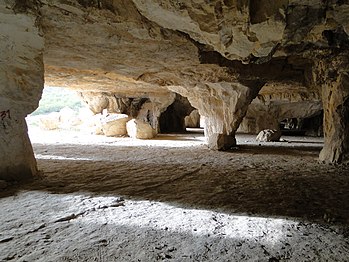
[31,86,85,116]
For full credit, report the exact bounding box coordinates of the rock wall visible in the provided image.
[238,83,322,134]
[0,1,44,180]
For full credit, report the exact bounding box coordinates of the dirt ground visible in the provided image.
[1,127,349,261]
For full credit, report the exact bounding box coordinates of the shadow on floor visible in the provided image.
[1,142,349,226]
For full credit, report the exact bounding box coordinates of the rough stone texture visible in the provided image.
[238,83,322,134]
[0,2,44,180]
[127,119,157,139]
[185,109,200,128]
[170,82,262,150]
[132,0,287,61]
[316,56,349,164]
[101,114,130,137]
[160,95,195,133]
[80,92,175,134]
[1,0,349,176]
[256,129,282,142]
[38,107,81,130]
[136,95,176,133]
[38,0,349,159]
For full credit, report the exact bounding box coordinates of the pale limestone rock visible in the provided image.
[317,57,349,164]
[38,0,349,157]
[256,129,282,142]
[39,112,61,130]
[38,108,81,130]
[136,94,176,133]
[90,114,104,135]
[185,110,200,128]
[170,81,261,150]
[79,93,134,115]
[127,119,157,139]
[77,108,105,134]
[58,107,81,129]
[101,114,130,137]
[80,92,175,136]
[238,83,322,134]
[41,1,199,95]
[78,113,104,135]
[0,3,44,180]
[132,0,286,61]
[1,0,349,181]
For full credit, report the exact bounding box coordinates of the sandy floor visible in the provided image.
[1,127,348,261]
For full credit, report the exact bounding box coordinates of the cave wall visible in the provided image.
[159,95,195,133]
[0,1,44,180]
[238,83,323,134]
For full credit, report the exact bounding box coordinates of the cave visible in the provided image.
[1,1,349,261]
[159,94,195,133]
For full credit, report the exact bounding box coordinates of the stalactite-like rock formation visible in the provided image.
[1,0,349,180]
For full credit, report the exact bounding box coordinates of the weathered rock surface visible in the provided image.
[238,83,322,134]
[256,129,282,142]
[160,95,195,133]
[316,56,349,164]
[170,81,262,150]
[0,2,44,180]
[1,0,349,181]
[185,110,200,128]
[101,114,130,137]
[39,0,349,160]
[127,119,157,139]
[38,107,81,130]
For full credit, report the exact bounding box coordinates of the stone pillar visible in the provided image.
[319,63,349,164]
[0,4,44,180]
[170,82,262,150]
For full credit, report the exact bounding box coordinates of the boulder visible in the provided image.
[256,129,282,142]
[185,110,200,128]
[59,107,81,129]
[101,114,130,137]
[39,112,61,130]
[126,119,156,139]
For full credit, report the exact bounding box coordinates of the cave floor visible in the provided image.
[1,127,348,261]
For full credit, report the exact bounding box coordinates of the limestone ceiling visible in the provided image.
[37,0,349,98]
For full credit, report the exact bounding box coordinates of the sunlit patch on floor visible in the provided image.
[35,154,92,161]
[1,191,348,261]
